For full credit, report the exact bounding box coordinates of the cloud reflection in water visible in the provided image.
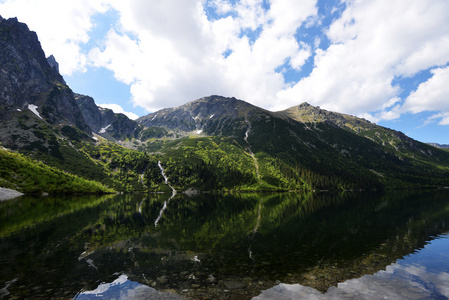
[254,234,449,300]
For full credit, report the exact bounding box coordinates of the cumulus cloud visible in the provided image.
[401,66,449,126]
[2,0,449,124]
[402,67,449,114]
[97,103,139,120]
[83,0,318,112]
[278,0,449,118]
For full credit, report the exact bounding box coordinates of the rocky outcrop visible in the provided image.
[106,113,139,140]
[46,54,60,74]
[0,16,56,110]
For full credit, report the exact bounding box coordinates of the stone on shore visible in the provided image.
[0,187,24,201]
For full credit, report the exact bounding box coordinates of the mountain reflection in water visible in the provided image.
[1,190,449,299]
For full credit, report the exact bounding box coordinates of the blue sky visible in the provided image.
[1,0,449,144]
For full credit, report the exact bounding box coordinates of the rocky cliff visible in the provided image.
[74,94,115,133]
[0,16,89,132]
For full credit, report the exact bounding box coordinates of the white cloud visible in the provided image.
[234,0,267,31]
[268,0,317,37]
[278,0,449,118]
[88,29,144,85]
[254,263,449,299]
[403,66,449,127]
[87,0,317,111]
[402,66,449,114]
[396,36,449,77]
[290,44,311,70]
[435,114,449,126]
[2,0,449,126]
[98,103,139,120]
[208,0,234,15]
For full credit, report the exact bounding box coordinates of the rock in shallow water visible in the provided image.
[223,280,245,290]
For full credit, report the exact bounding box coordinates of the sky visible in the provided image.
[1,0,448,144]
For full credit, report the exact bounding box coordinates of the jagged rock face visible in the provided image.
[0,16,89,133]
[75,94,114,133]
[0,17,56,110]
[75,94,138,140]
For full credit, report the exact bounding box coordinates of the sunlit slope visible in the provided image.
[0,148,114,194]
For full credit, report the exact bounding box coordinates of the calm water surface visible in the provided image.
[1,190,449,299]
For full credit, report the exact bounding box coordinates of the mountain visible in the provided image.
[0,15,91,153]
[137,95,280,143]
[139,95,272,133]
[135,95,449,190]
[0,16,121,194]
[280,102,423,150]
[280,102,376,132]
[428,143,449,149]
[1,16,449,194]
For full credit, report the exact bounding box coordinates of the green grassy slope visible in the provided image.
[0,148,114,194]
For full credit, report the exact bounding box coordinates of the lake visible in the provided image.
[1,190,449,299]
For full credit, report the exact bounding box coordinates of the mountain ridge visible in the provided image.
[137,95,278,138]
[1,16,449,194]
[136,95,426,154]
[428,143,449,149]
[131,95,449,190]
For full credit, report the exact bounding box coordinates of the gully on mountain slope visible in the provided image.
[154,161,177,227]
[245,120,261,184]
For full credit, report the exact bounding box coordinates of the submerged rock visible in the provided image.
[223,280,245,290]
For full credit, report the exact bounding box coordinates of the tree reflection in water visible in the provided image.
[1,190,449,299]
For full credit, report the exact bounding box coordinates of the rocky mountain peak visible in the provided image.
[46,54,60,73]
[137,95,271,136]
[298,102,312,108]
[183,95,260,118]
